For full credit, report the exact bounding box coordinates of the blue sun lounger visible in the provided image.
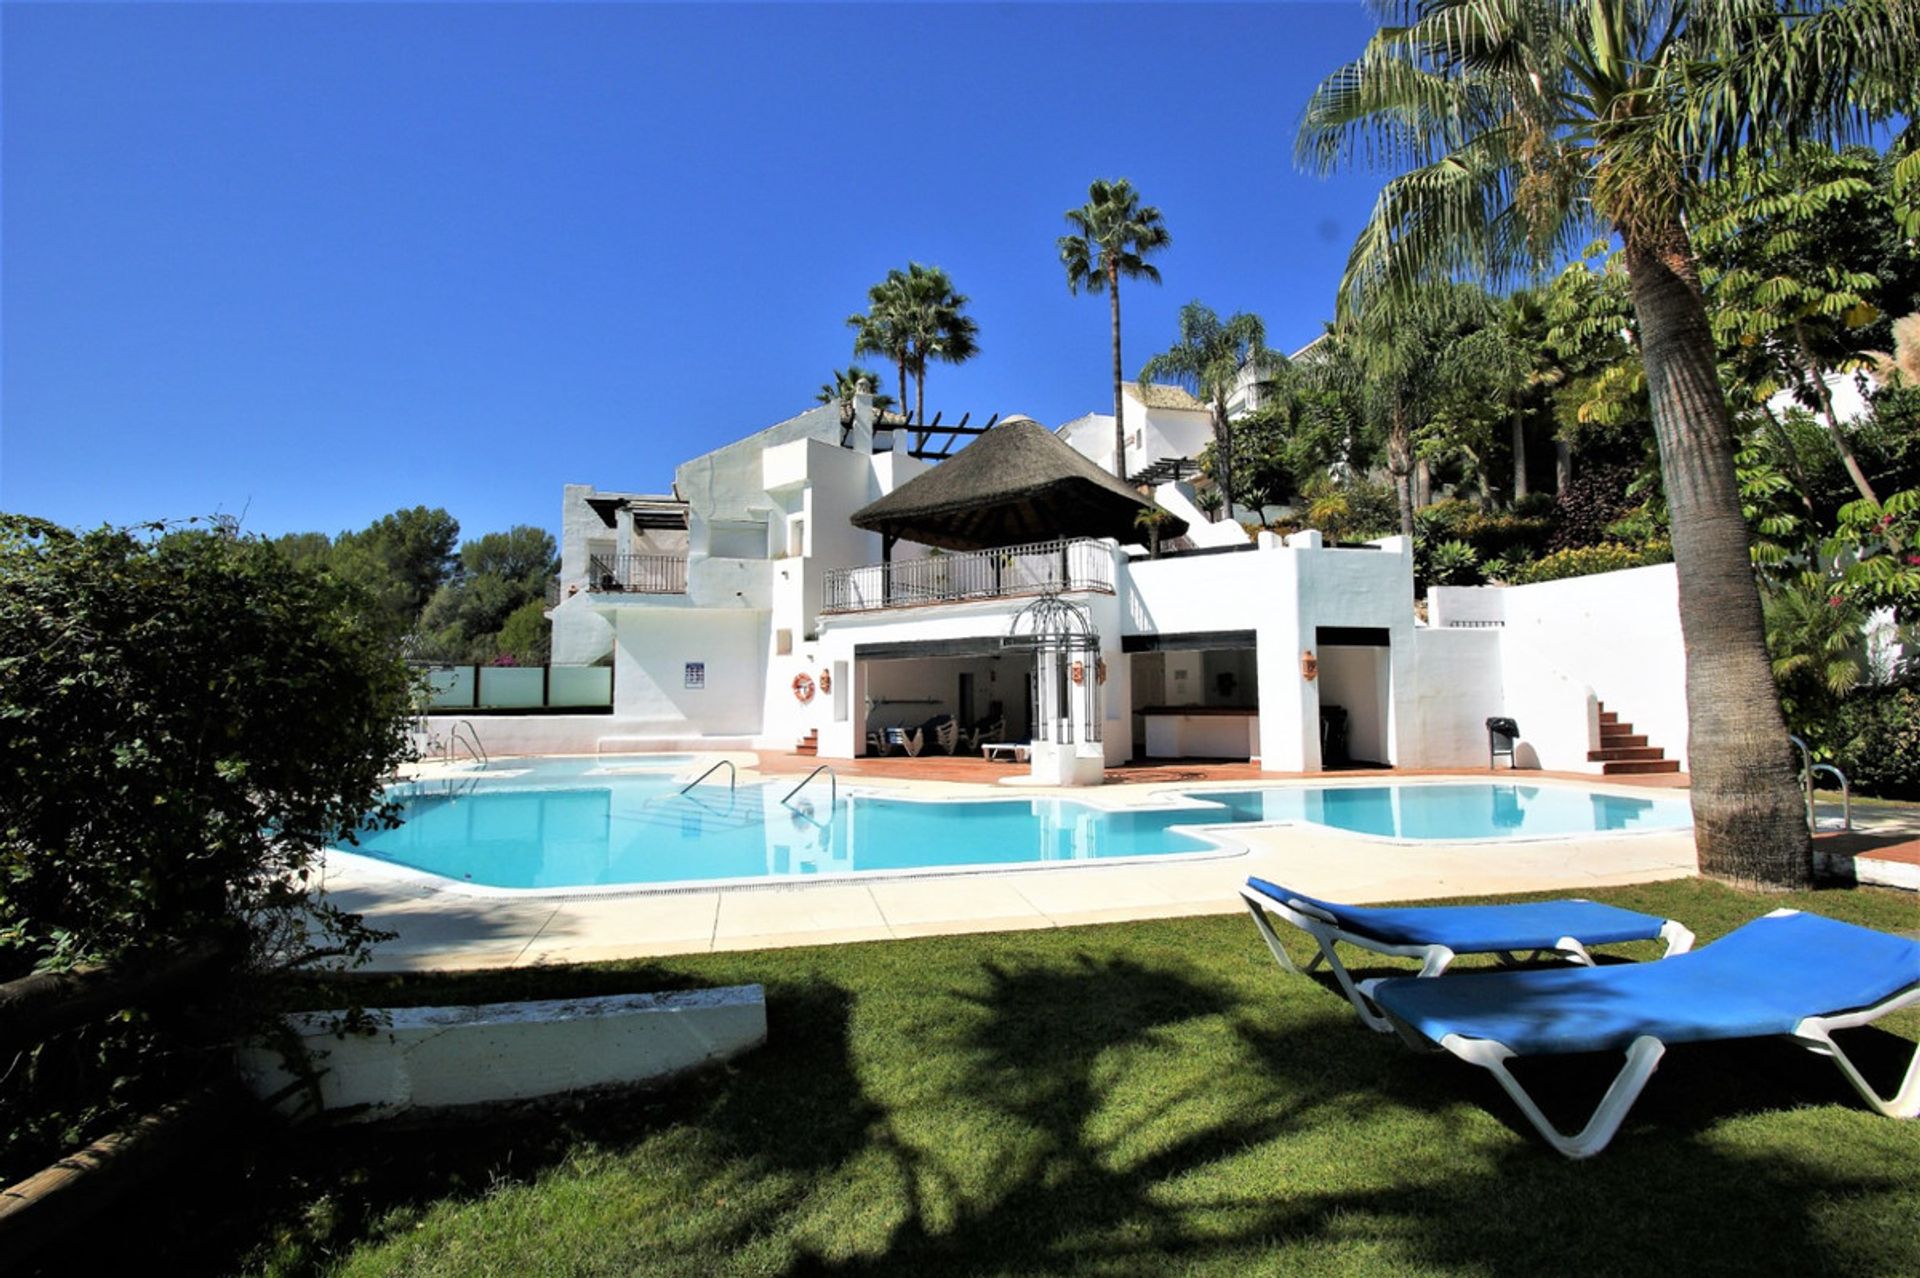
[1362,909,1920,1158]
[1241,877,1694,1032]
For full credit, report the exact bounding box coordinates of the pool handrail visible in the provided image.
[679,759,736,795]
[781,764,837,811]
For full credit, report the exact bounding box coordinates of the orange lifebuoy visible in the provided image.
[1071,660,1085,685]
[1095,658,1108,685]
[793,673,816,703]
[818,670,832,694]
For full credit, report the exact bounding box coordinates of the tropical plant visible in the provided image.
[848,264,978,427]
[1059,178,1171,479]
[848,272,913,412]
[1693,144,1913,504]
[816,365,896,422]
[1763,572,1867,735]
[1138,302,1284,522]
[1133,506,1177,559]
[1300,0,1920,887]
[1329,281,1494,537]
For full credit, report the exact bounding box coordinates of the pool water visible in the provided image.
[351,760,1692,890]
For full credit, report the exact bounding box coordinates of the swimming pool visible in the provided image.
[348,760,1692,890]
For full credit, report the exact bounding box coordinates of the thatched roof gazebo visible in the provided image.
[849,416,1188,552]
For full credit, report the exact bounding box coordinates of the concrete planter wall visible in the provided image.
[240,985,767,1120]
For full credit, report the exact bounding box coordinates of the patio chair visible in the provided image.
[1359,909,1920,1158]
[1241,878,1694,1033]
[962,717,1005,753]
[934,717,959,755]
[886,726,924,758]
[865,730,887,757]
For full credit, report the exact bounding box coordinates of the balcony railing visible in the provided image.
[583,553,689,595]
[822,537,1112,615]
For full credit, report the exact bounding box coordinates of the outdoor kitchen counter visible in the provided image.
[1139,707,1259,760]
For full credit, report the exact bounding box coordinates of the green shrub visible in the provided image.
[0,516,417,1179]
[1830,685,1920,799]
[1506,540,1672,584]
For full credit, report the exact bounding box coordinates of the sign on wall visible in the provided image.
[684,662,705,689]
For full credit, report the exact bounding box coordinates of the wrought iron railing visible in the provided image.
[821,537,1112,614]
[584,553,688,595]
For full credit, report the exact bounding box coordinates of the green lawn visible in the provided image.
[129,880,1920,1275]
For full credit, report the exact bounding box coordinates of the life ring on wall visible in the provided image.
[1095,658,1108,685]
[793,673,816,703]
[1071,660,1085,685]
[818,670,832,694]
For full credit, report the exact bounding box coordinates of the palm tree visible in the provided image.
[897,263,980,427]
[816,366,895,424]
[848,264,979,428]
[1314,281,1491,537]
[848,272,913,413]
[1138,303,1285,523]
[1060,179,1171,479]
[1299,0,1919,886]
[1445,288,1562,504]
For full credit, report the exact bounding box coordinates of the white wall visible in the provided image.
[1434,563,1688,771]
[612,608,769,736]
[240,987,767,1120]
[1399,628,1508,767]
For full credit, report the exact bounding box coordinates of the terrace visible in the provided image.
[820,536,1114,613]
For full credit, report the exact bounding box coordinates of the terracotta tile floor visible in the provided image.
[754,751,1693,789]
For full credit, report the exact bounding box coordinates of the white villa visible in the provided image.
[506,391,1689,783]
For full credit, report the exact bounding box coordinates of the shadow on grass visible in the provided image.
[44,919,1920,1276]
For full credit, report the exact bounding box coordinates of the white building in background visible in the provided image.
[1055,382,1215,480]
[485,391,1691,781]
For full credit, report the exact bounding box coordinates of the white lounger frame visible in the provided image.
[1360,909,1920,1159]
[1240,885,1694,1034]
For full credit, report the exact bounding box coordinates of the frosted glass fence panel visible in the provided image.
[478,666,546,709]
[426,666,475,709]
[418,664,613,711]
[550,665,614,706]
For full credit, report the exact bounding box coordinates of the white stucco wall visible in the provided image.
[611,608,769,736]
[241,987,767,1120]
[1432,563,1687,771]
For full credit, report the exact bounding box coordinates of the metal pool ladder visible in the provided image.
[781,764,837,811]
[447,720,489,769]
[1789,735,1851,832]
[679,759,736,795]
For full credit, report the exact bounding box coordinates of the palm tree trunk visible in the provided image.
[1389,405,1414,539]
[1109,261,1126,479]
[1510,401,1529,502]
[1414,458,1432,509]
[897,356,909,421]
[1792,324,1878,506]
[915,364,925,429]
[1622,217,1808,889]
[1554,439,1572,496]
[1213,400,1234,522]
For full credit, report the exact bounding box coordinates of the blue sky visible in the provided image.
[2,2,1385,543]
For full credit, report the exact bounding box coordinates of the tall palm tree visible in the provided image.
[1060,179,1171,479]
[848,264,979,427]
[1300,0,1918,886]
[848,272,913,413]
[1445,288,1563,504]
[897,263,980,427]
[1138,303,1285,522]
